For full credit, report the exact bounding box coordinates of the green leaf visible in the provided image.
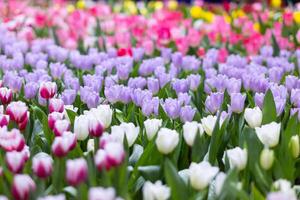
[164,158,188,200]
[192,133,209,162]
[262,90,277,124]
[251,184,265,200]
[66,109,77,127]
[138,165,161,182]
[129,144,144,165]
[271,33,280,57]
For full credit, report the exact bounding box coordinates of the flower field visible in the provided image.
[0,0,299,199]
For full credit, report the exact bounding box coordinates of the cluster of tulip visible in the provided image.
[0,0,299,200]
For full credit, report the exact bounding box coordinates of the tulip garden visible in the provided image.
[0,0,300,199]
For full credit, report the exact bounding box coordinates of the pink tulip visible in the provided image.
[94,149,109,171]
[0,87,13,105]
[6,101,28,124]
[52,131,76,157]
[66,158,88,186]
[0,128,25,152]
[104,142,125,167]
[48,112,64,130]
[39,82,57,99]
[0,114,9,127]
[32,152,53,178]
[49,98,64,113]
[88,116,104,137]
[6,151,26,173]
[12,174,36,200]
[53,120,70,136]
[18,112,29,131]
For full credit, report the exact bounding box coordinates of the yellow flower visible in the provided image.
[168,0,178,11]
[76,0,85,9]
[294,11,300,24]
[190,6,202,19]
[124,1,137,15]
[154,1,164,10]
[271,0,281,8]
[204,11,215,23]
[140,8,148,16]
[67,4,75,13]
[224,15,231,24]
[232,9,245,19]
[253,22,260,32]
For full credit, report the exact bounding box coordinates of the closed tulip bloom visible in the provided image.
[189,161,219,190]
[12,174,36,200]
[290,135,299,158]
[0,128,25,151]
[32,152,53,178]
[0,195,8,200]
[66,158,88,186]
[255,122,281,147]
[163,98,181,119]
[244,107,262,128]
[215,172,226,196]
[48,112,64,130]
[143,181,171,200]
[260,148,274,170]
[120,122,140,147]
[0,87,12,105]
[37,194,65,200]
[24,82,38,99]
[74,115,89,140]
[144,119,162,140]
[6,101,28,123]
[51,132,77,157]
[89,187,116,200]
[94,149,109,171]
[230,93,246,113]
[104,142,125,167]
[201,115,217,136]
[49,98,64,113]
[0,114,9,127]
[39,82,57,99]
[87,105,113,129]
[183,121,203,146]
[156,128,179,154]
[53,120,70,137]
[87,114,104,137]
[226,147,248,170]
[6,151,26,173]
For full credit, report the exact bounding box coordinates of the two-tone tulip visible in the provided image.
[39,82,57,99]
[32,152,53,178]
[66,158,88,186]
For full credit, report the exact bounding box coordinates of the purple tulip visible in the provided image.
[163,98,181,119]
[24,82,38,99]
[205,92,224,114]
[61,89,76,105]
[180,105,196,122]
[230,93,246,113]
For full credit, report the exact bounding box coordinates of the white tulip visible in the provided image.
[260,148,274,170]
[74,115,89,140]
[226,147,247,170]
[144,119,162,140]
[87,139,95,152]
[111,125,125,143]
[273,179,292,192]
[290,135,299,158]
[183,121,202,146]
[201,115,217,136]
[189,161,219,190]
[244,107,262,128]
[267,191,297,200]
[215,172,226,196]
[255,122,281,147]
[95,105,113,128]
[155,128,179,154]
[143,181,170,200]
[120,122,140,147]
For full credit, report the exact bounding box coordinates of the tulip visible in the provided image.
[74,115,89,140]
[32,152,53,178]
[87,105,113,129]
[87,114,104,137]
[226,147,248,170]
[289,135,299,158]
[201,115,217,136]
[0,114,9,127]
[230,93,246,113]
[244,107,262,128]
[183,121,203,146]
[52,132,76,157]
[94,149,109,171]
[0,195,8,200]
[260,148,274,170]
[18,112,29,130]
[6,101,28,123]
[143,181,171,200]
[0,87,13,105]
[0,128,25,151]
[6,151,26,173]
[215,172,226,196]
[12,174,36,200]
[255,122,281,147]
[39,82,57,99]
[48,112,64,130]
[66,158,88,186]
[155,128,179,154]
[49,98,64,113]
[144,118,162,140]
[189,161,219,190]
[87,139,95,152]
[89,187,116,200]
[53,120,70,136]
[120,122,140,147]
[37,194,66,200]
[104,142,125,167]
[267,191,297,200]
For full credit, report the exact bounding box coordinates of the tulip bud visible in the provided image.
[32,152,53,178]
[87,105,113,129]
[0,114,9,127]
[18,112,29,131]
[244,107,262,128]
[39,82,57,99]
[226,147,248,170]
[94,149,109,171]
[0,195,8,200]
[66,158,88,186]
[120,122,140,147]
[74,115,89,140]
[230,93,246,113]
[183,121,202,146]
[89,187,117,200]
[144,119,162,140]
[155,128,179,154]
[6,101,28,123]
[0,87,13,105]
[189,161,219,190]
[87,139,95,152]
[260,148,274,170]
[87,114,104,137]
[49,98,64,113]
[52,132,76,157]
[201,115,217,136]
[215,172,226,196]
[143,181,171,200]
[6,151,26,173]
[53,120,70,136]
[48,112,64,130]
[12,174,36,200]
[0,128,25,151]
[255,122,281,147]
[289,135,299,158]
[104,142,125,167]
